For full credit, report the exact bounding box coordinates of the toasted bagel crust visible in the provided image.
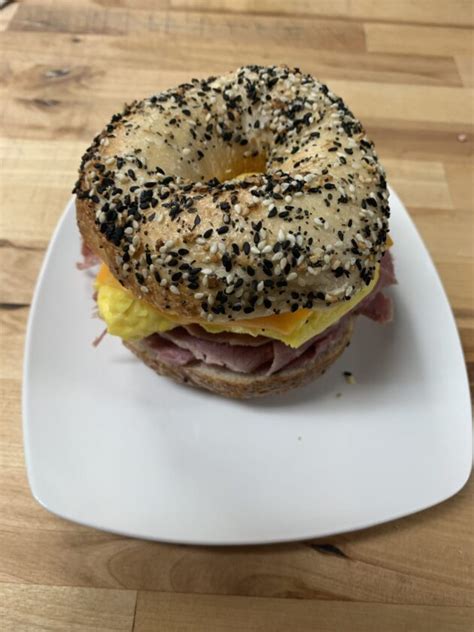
[76,65,390,324]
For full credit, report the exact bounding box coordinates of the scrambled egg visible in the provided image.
[95,263,378,348]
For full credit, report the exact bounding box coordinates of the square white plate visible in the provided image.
[23,189,472,545]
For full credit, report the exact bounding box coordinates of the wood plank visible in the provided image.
[350,0,474,27]
[326,80,473,126]
[0,138,82,242]
[50,0,474,28]
[366,23,474,57]
[0,379,23,458]
[0,307,28,380]
[9,4,366,51]
[0,242,45,305]
[0,32,463,88]
[456,56,474,87]
[133,591,474,632]
[383,159,453,209]
[0,583,136,632]
[444,160,474,211]
[365,120,473,163]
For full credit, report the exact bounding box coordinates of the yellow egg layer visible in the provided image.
[95,263,379,348]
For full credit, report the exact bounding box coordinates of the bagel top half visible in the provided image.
[75,65,390,324]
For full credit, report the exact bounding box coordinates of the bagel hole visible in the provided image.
[220,149,267,182]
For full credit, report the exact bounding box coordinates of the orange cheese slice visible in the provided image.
[225,309,312,335]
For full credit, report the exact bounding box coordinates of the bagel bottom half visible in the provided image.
[123,317,354,399]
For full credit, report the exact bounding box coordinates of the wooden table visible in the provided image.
[1,1,473,630]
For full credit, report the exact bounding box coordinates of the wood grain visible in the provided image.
[0,583,137,631]
[74,0,474,28]
[134,592,473,632]
[365,22,474,56]
[0,0,472,630]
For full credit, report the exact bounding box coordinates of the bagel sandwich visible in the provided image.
[75,65,396,398]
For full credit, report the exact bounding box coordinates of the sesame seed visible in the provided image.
[183,148,191,156]
[286,272,297,281]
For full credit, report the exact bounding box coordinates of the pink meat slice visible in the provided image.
[77,241,101,270]
[147,334,195,366]
[160,328,274,373]
[269,337,318,375]
[379,249,396,288]
[357,291,393,323]
[355,251,396,324]
[157,319,348,376]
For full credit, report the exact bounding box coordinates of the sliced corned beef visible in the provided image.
[357,291,393,323]
[77,241,101,270]
[147,334,195,366]
[160,328,274,373]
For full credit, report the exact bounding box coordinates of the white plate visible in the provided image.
[23,189,472,545]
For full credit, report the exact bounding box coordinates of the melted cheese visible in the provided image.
[95,263,379,348]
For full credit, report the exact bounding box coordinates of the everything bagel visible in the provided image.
[75,65,395,398]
